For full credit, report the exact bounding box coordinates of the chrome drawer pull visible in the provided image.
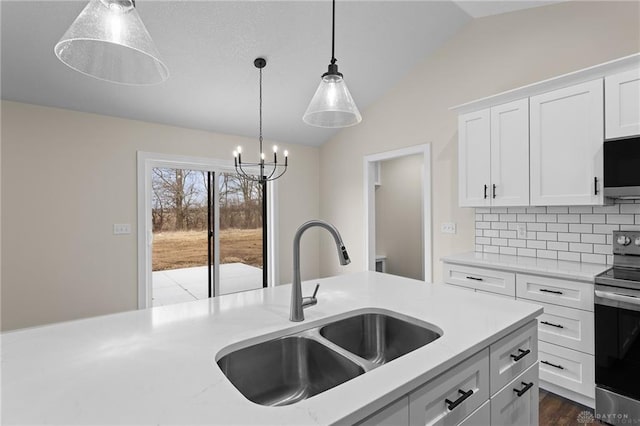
[510,348,530,362]
[445,389,474,411]
[540,288,563,295]
[541,360,564,370]
[541,320,564,329]
[514,381,534,397]
[466,276,483,281]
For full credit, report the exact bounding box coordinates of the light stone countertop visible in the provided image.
[442,251,611,282]
[2,271,542,425]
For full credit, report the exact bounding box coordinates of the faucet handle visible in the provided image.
[312,283,320,299]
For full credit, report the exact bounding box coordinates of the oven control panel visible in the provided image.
[613,230,640,255]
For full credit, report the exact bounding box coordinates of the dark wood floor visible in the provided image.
[539,389,596,425]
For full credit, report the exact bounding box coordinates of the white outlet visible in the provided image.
[113,224,131,235]
[441,222,456,234]
[516,223,527,239]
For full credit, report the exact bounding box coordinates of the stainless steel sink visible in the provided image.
[216,309,442,406]
[319,312,442,365]
[217,336,364,406]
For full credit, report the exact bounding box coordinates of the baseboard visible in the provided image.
[540,379,595,409]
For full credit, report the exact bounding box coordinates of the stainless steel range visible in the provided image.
[595,230,640,425]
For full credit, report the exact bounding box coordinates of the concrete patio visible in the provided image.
[152,263,263,306]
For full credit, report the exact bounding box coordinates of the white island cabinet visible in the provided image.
[2,271,542,425]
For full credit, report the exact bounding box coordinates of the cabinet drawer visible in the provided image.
[490,363,539,426]
[443,263,515,297]
[516,273,593,311]
[537,302,594,354]
[538,341,595,398]
[489,320,538,395]
[408,349,489,426]
[356,396,409,426]
[458,400,489,426]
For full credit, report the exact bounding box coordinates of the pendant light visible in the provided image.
[234,58,288,184]
[54,0,169,85]
[303,0,361,128]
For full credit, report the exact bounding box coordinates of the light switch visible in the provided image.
[113,224,131,235]
[441,223,456,234]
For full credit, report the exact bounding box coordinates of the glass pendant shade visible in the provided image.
[303,74,362,128]
[54,0,169,85]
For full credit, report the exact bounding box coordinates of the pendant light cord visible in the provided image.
[259,66,263,155]
[331,0,336,64]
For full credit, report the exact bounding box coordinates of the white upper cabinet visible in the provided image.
[458,100,529,208]
[490,99,530,206]
[459,109,491,207]
[605,68,640,139]
[529,79,604,206]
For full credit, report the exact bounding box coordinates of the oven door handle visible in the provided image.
[595,290,640,306]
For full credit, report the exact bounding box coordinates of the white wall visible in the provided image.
[319,1,640,282]
[375,154,423,280]
[1,101,320,331]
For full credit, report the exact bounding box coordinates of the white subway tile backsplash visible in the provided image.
[537,250,558,259]
[570,223,593,233]
[569,242,593,253]
[547,241,569,251]
[620,204,640,214]
[607,214,635,224]
[558,251,580,262]
[557,214,580,223]
[517,248,537,257]
[536,214,557,223]
[581,233,606,244]
[582,253,606,264]
[569,206,593,214]
[547,207,569,214]
[547,223,568,233]
[473,202,634,265]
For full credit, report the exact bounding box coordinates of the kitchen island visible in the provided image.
[2,272,542,425]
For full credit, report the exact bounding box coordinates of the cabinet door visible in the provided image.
[605,68,640,139]
[459,109,491,207]
[490,99,530,206]
[530,79,604,205]
[490,363,539,426]
[356,396,409,426]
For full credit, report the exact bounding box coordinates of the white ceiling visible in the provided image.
[1,1,558,147]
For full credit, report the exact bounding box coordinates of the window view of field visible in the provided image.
[151,168,263,272]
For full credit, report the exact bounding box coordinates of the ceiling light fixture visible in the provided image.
[303,0,361,128]
[54,0,169,85]
[234,58,288,184]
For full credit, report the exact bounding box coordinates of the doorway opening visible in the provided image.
[137,152,276,309]
[364,144,432,282]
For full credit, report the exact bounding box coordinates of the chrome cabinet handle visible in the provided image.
[445,389,474,411]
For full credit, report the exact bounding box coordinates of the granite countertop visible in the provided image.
[441,251,610,282]
[2,271,542,425]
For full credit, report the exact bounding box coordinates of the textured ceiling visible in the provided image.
[0,1,557,147]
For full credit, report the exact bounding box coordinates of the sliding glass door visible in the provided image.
[151,167,266,307]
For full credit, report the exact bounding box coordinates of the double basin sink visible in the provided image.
[216,309,442,407]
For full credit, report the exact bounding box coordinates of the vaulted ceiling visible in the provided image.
[1,1,560,146]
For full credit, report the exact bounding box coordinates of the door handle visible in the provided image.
[594,176,599,196]
[492,184,496,199]
[484,184,488,199]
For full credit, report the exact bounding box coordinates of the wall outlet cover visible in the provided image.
[441,222,456,234]
[113,224,131,235]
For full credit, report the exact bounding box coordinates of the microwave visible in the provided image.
[604,136,640,199]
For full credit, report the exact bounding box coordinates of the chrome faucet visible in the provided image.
[290,220,350,322]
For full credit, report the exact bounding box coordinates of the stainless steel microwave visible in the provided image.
[604,136,640,199]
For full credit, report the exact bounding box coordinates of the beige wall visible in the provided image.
[375,154,423,280]
[1,101,320,331]
[319,1,640,282]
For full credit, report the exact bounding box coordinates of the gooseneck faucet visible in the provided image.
[290,220,350,322]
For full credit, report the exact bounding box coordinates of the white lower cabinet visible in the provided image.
[490,363,539,426]
[458,400,490,426]
[489,321,537,395]
[443,263,516,297]
[357,396,409,426]
[538,341,595,399]
[409,349,489,425]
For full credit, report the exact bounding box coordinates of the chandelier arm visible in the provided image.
[271,166,288,181]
